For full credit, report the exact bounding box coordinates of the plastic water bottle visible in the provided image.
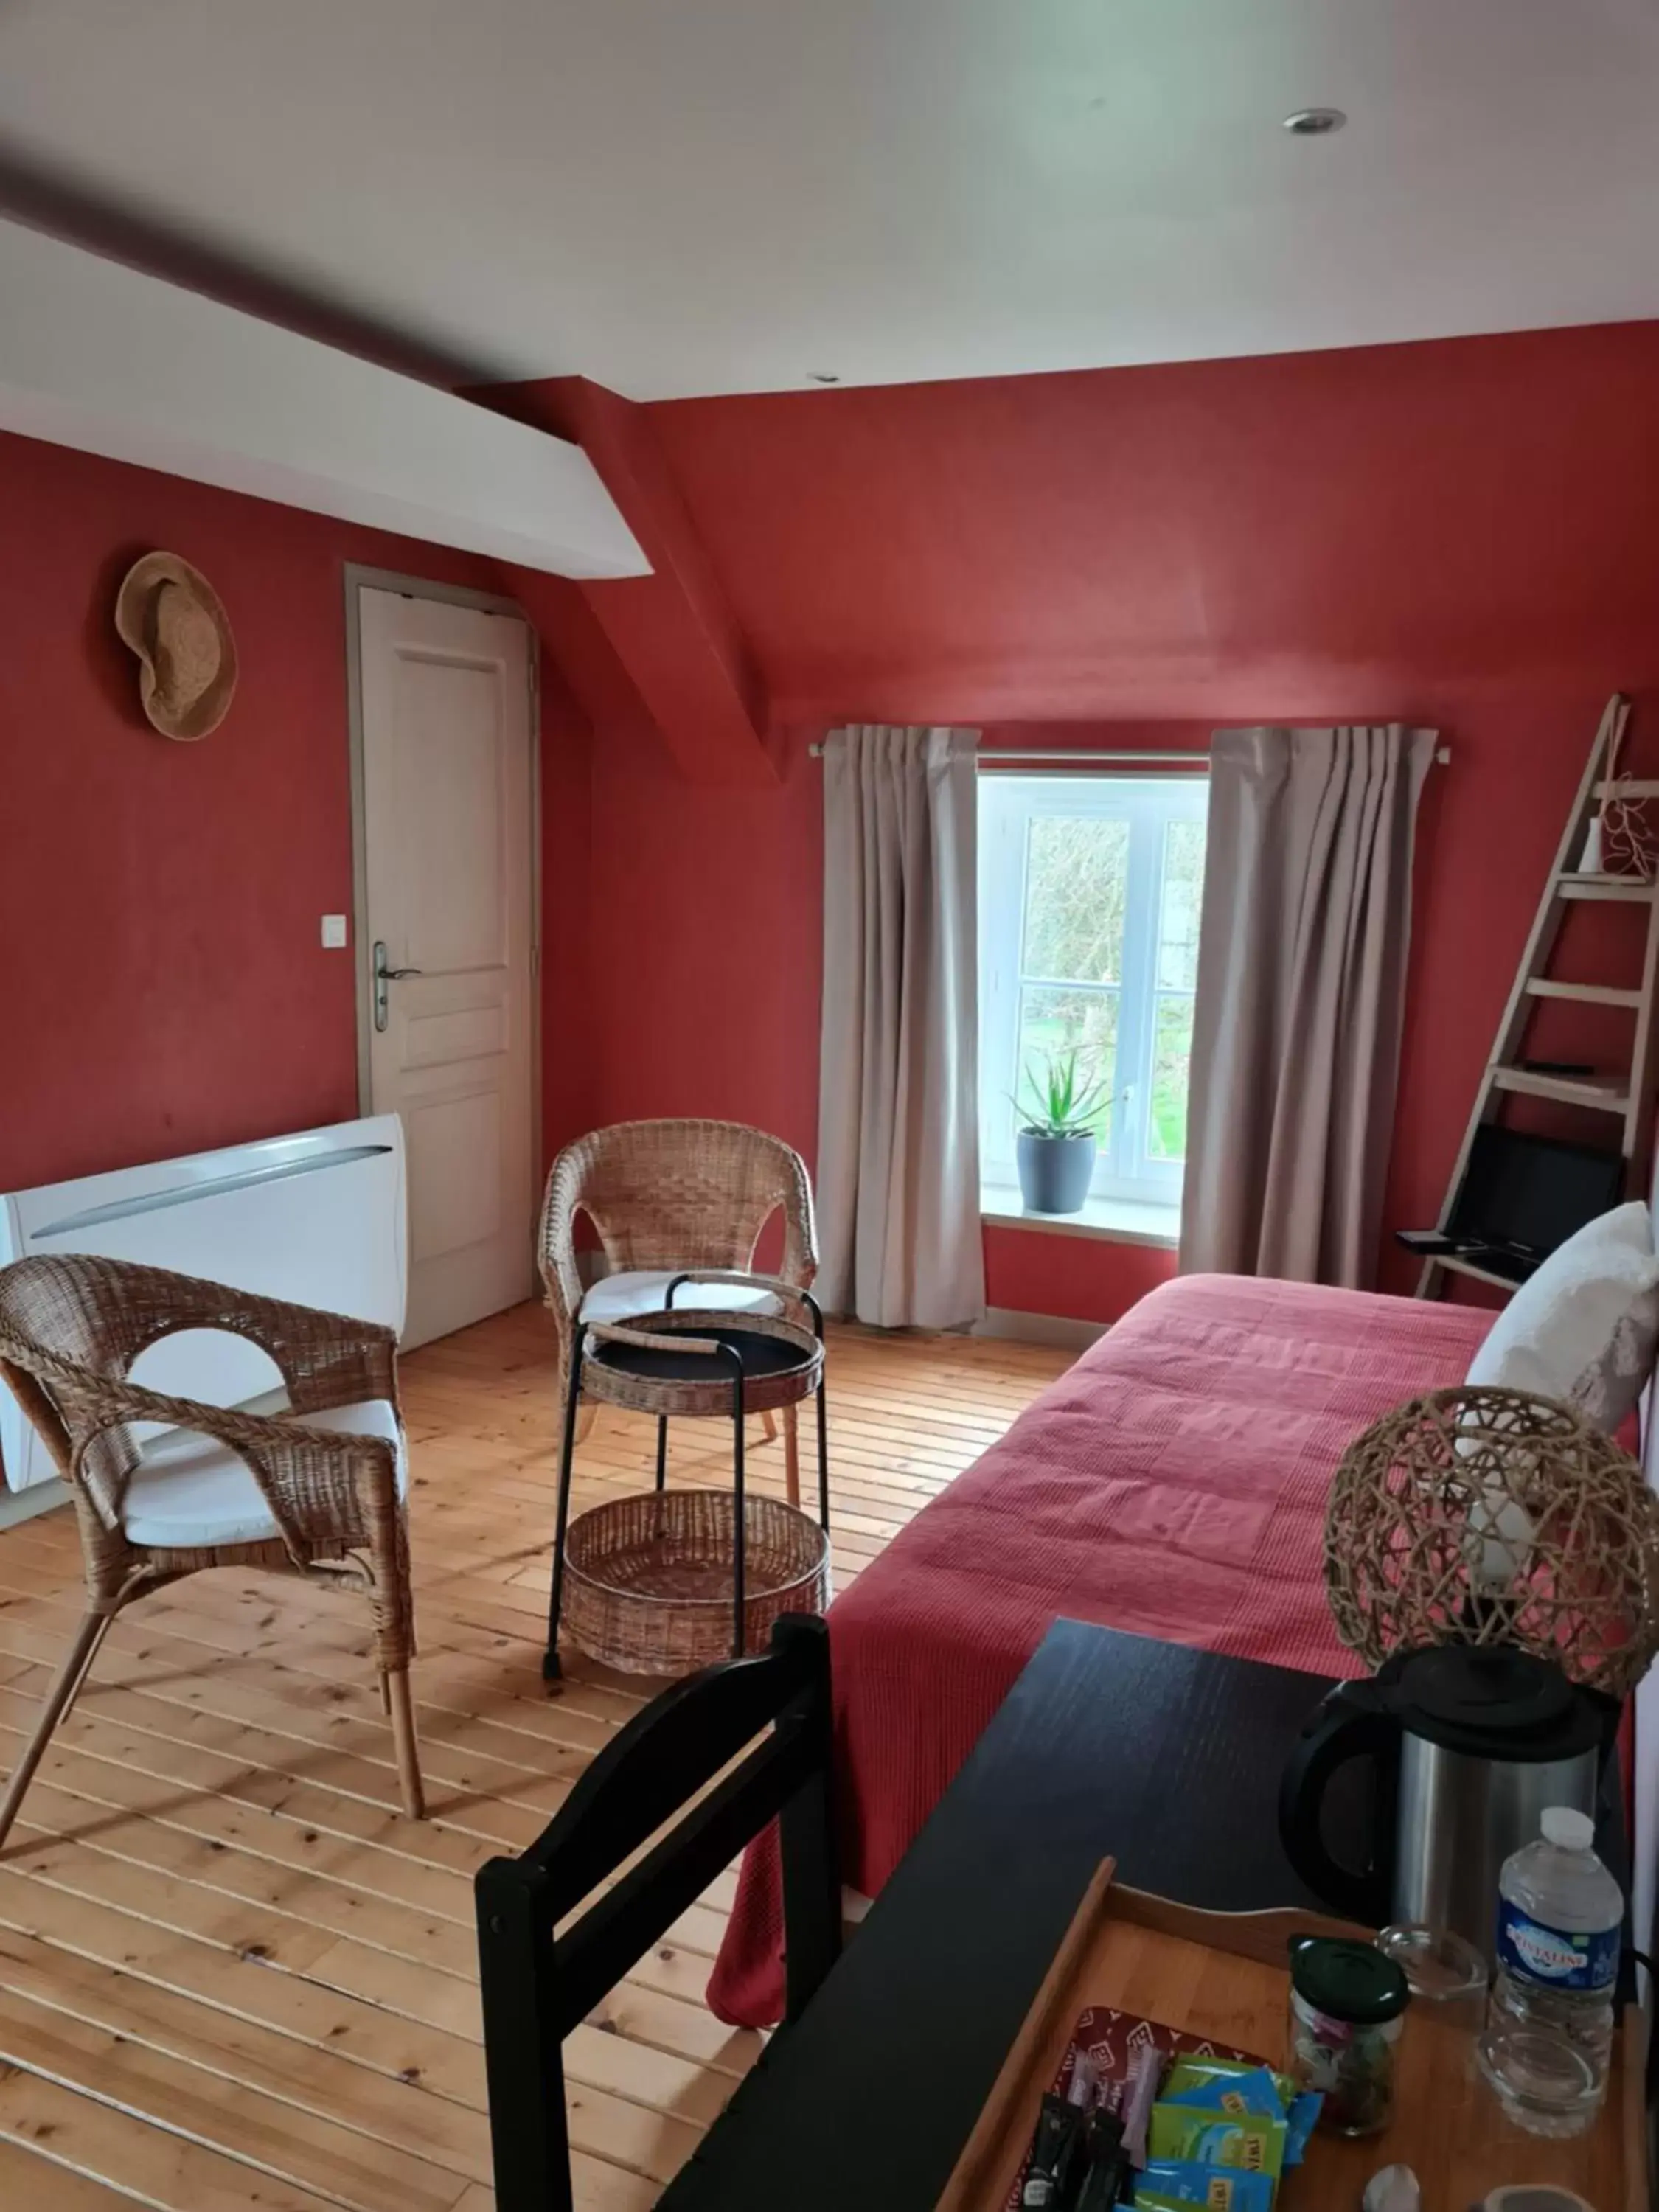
[1478,1806,1621,2135]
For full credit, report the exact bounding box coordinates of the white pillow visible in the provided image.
[1465,1200,1659,1431]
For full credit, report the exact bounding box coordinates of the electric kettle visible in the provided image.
[1278,1645,1612,1958]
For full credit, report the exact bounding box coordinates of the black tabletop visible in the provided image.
[659,1618,1349,2212]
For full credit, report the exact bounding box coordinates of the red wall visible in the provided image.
[645,325,1659,728]
[11,319,1659,1335]
[577,712,1193,1321]
[982,1225,1177,1326]
[555,322,1659,1320]
[0,426,593,1197]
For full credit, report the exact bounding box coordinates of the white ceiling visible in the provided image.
[1,0,1658,402]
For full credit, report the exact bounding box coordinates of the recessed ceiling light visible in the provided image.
[807,371,842,384]
[1284,107,1346,136]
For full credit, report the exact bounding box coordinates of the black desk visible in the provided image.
[660,1619,1344,2212]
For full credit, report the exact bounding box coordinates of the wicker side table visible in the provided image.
[543,1273,830,1680]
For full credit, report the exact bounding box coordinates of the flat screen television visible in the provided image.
[1448,1125,1625,1263]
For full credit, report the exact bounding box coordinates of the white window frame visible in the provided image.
[978,773,1209,1206]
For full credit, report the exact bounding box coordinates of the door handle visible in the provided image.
[372,941,424,1032]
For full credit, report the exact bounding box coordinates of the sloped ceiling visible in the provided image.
[0,0,1656,400]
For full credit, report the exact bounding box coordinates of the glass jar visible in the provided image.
[1286,1935,1411,2137]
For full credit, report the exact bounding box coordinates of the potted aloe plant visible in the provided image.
[1014,1047,1111,1215]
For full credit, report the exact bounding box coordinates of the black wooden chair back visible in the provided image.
[475,1612,840,2212]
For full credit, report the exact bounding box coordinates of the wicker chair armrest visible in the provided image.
[69,1371,340,1448]
[61,1370,399,1537]
[779,1172,820,1287]
[182,1292,399,1413]
[540,1248,584,1343]
[0,1257,398,1416]
[581,1319,726,1360]
[536,1151,589,1348]
[203,1283,399,1347]
[662,1270,819,1322]
[296,1328,400,1414]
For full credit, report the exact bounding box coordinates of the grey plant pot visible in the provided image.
[1015,1130,1097,1215]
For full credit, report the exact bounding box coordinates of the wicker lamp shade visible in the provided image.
[1326,1385,1659,1700]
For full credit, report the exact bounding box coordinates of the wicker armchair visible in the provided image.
[538,1119,818,1498]
[0,1253,424,1851]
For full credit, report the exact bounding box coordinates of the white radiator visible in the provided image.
[0,1116,406,1493]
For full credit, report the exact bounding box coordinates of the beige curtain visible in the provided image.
[817,725,986,1328]
[1180,724,1437,1288]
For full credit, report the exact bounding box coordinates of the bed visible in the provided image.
[706,1270,1496,2026]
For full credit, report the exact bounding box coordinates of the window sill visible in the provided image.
[980,1185,1180,1250]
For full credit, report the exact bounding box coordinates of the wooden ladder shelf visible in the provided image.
[1418,693,1659,1299]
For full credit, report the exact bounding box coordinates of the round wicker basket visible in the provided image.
[560,1487,831,1675]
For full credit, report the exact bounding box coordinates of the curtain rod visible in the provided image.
[805,742,1452,765]
[978,748,1206,765]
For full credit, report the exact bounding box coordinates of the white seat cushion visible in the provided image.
[577,1270,783,1326]
[1465,1200,1659,1431]
[122,1399,407,1550]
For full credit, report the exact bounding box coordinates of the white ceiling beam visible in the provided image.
[0,217,648,579]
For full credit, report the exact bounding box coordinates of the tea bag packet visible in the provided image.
[1147,2105,1288,2180]
[1136,2160,1276,2211]
[1282,2090,1321,2166]
[1159,2054,1321,2168]
[1161,2064,1286,2118]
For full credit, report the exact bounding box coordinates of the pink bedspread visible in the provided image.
[707,1272,1494,2026]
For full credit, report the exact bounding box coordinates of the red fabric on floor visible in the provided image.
[707,1273,1495,2026]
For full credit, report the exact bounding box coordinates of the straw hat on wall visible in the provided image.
[114,553,238,741]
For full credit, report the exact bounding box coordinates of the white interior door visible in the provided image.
[357,585,538,1349]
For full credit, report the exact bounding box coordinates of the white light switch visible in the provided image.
[321,914,349,949]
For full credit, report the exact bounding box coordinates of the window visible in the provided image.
[978,775,1209,1208]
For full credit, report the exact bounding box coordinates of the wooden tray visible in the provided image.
[935,1861,1646,2212]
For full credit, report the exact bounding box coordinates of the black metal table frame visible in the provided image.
[543,1272,829,1681]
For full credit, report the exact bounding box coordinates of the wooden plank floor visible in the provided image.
[0,1306,1070,2210]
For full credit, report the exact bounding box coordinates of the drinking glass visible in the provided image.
[1375,1923,1489,2034]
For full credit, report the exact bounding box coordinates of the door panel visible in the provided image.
[358,587,537,1349]
[406,1088,503,1261]
[394,653,508,970]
